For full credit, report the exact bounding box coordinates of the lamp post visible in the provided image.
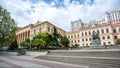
[30,37,33,50]
[0,15,3,47]
[0,16,3,21]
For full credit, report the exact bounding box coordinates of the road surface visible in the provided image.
[0,54,88,68]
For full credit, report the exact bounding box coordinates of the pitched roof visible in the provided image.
[111,22,120,26]
[66,30,80,34]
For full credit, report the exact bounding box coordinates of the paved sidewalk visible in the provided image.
[0,54,88,68]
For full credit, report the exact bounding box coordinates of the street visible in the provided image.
[0,54,88,68]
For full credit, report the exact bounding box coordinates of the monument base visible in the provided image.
[90,39,104,49]
[89,45,105,49]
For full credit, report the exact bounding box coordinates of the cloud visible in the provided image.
[0,0,120,31]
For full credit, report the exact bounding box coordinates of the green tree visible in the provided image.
[24,38,30,46]
[31,38,41,47]
[51,27,61,47]
[3,28,17,46]
[60,36,70,48]
[46,34,55,48]
[0,5,16,47]
[20,41,25,47]
[31,33,48,49]
[73,44,79,48]
[116,39,120,45]
[8,39,18,50]
[20,38,30,49]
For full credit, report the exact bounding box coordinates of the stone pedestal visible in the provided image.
[90,39,104,49]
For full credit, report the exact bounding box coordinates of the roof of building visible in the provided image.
[111,22,120,26]
[66,30,80,34]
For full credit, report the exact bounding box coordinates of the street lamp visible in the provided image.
[0,16,3,47]
[0,16,3,21]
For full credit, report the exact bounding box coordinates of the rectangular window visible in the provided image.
[114,36,117,39]
[78,34,79,37]
[107,36,110,39]
[113,29,116,33]
[39,28,41,32]
[106,28,109,33]
[102,29,104,33]
[74,35,76,38]
[82,39,84,41]
[48,27,50,32]
[103,36,105,40]
[78,40,80,42]
[82,32,84,36]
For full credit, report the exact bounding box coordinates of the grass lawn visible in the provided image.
[28,50,47,52]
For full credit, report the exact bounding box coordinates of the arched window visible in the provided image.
[89,38,91,41]
[82,32,84,36]
[97,30,99,34]
[39,28,41,32]
[103,42,106,45]
[89,31,91,35]
[106,28,109,33]
[78,40,80,42]
[71,35,73,38]
[114,36,117,39]
[77,34,79,37]
[101,29,104,33]
[74,35,76,38]
[107,36,110,39]
[85,32,87,36]
[113,29,116,33]
[71,40,73,43]
[102,36,105,40]
[86,38,88,41]
[74,40,76,43]
[82,39,84,41]
[48,27,50,32]
[108,41,111,44]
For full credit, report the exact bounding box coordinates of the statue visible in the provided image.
[90,31,102,48]
[92,31,99,40]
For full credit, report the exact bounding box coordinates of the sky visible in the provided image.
[0,0,120,31]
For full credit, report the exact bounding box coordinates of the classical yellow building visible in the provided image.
[30,21,65,40]
[16,24,33,44]
[67,10,120,47]
[66,23,120,47]
[16,21,65,45]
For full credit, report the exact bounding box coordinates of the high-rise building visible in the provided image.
[71,19,84,30]
[94,10,120,25]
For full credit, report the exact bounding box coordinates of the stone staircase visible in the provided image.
[36,49,120,68]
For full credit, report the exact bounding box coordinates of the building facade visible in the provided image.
[30,21,65,40]
[16,21,65,45]
[67,10,120,47]
[16,10,120,47]
[67,23,120,46]
[16,24,33,44]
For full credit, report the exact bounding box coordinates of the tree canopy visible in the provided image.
[0,5,17,47]
[31,33,48,49]
[60,36,70,47]
[116,39,120,45]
